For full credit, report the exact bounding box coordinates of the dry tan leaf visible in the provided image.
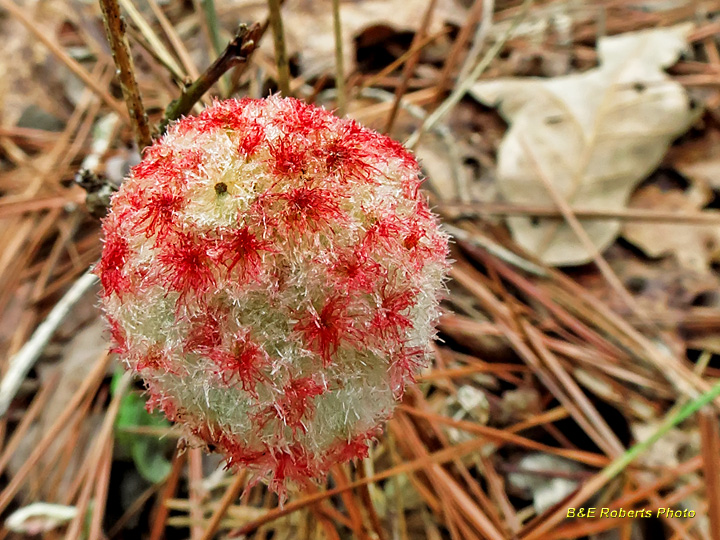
[631,421,699,471]
[672,130,720,191]
[575,244,719,315]
[470,24,696,266]
[224,0,466,78]
[507,453,585,514]
[622,183,720,272]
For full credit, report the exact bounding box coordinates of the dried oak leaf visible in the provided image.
[470,24,696,266]
[623,183,720,272]
[672,130,720,191]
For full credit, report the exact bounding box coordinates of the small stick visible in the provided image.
[331,0,346,116]
[267,0,290,95]
[98,0,152,148]
[159,23,262,134]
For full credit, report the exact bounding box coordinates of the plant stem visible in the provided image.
[332,0,346,116]
[267,0,290,95]
[98,0,152,149]
[199,0,229,95]
[201,0,223,56]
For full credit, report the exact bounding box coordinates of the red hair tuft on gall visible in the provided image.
[97,96,449,501]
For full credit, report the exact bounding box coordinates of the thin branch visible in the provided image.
[332,0,346,116]
[159,23,263,134]
[98,0,152,148]
[267,0,290,95]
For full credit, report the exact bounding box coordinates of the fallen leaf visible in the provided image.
[672,130,720,191]
[444,384,490,444]
[470,24,697,266]
[507,453,585,514]
[630,421,699,470]
[573,243,720,315]
[623,183,720,272]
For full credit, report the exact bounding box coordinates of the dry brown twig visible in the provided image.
[159,23,263,134]
[98,0,152,148]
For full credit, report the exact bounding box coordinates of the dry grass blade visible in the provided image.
[145,0,201,80]
[0,372,59,477]
[119,0,185,80]
[149,450,187,540]
[355,463,388,540]
[398,405,609,468]
[523,322,625,457]
[4,2,720,538]
[331,0,346,116]
[230,436,492,536]
[522,380,720,539]
[65,372,131,540]
[88,437,114,540]
[391,413,505,540]
[0,271,98,418]
[330,465,371,539]
[518,134,650,324]
[188,447,205,539]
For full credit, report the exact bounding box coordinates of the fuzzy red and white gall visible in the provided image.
[97,96,449,499]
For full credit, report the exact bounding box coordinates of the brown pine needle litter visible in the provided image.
[1,1,720,539]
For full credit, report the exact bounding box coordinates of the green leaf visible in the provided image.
[112,369,173,484]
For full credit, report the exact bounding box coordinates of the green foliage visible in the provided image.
[111,370,172,484]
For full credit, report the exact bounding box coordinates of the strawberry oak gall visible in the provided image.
[97,97,449,500]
